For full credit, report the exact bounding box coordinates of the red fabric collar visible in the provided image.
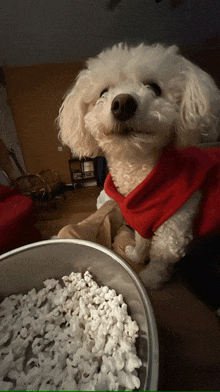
[104,146,220,239]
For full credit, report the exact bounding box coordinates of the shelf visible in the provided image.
[69,157,97,186]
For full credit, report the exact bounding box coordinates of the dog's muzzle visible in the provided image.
[111,94,138,121]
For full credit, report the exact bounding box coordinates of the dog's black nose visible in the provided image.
[111,94,137,121]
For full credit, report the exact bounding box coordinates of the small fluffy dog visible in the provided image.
[58,43,220,288]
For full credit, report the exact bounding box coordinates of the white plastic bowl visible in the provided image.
[0,239,159,391]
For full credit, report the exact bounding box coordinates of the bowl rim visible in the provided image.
[0,238,159,391]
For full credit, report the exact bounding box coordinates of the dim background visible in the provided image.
[0,0,220,183]
[0,0,220,66]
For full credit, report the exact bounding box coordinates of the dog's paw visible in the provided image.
[139,267,164,290]
[125,245,145,264]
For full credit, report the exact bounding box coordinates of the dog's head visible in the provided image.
[58,43,220,158]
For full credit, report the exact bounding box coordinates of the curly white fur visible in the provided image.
[58,43,220,289]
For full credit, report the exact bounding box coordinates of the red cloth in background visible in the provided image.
[105,146,220,239]
[0,185,41,254]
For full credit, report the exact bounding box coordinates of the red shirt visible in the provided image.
[104,146,220,239]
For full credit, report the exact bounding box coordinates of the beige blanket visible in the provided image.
[58,199,145,274]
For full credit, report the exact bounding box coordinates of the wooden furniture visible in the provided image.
[69,157,97,187]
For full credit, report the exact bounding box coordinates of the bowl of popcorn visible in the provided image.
[0,239,159,391]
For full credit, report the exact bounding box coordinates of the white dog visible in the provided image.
[58,43,220,288]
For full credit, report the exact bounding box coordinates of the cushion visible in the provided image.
[0,185,41,254]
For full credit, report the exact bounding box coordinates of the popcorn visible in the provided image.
[0,271,142,391]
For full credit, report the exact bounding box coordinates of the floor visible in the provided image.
[34,185,101,240]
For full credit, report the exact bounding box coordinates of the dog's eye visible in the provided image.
[147,82,162,97]
[100,88,108,97]
[143,82,162,97]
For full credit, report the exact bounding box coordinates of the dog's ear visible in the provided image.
[175,62,220,147]
[58,71,101,158]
